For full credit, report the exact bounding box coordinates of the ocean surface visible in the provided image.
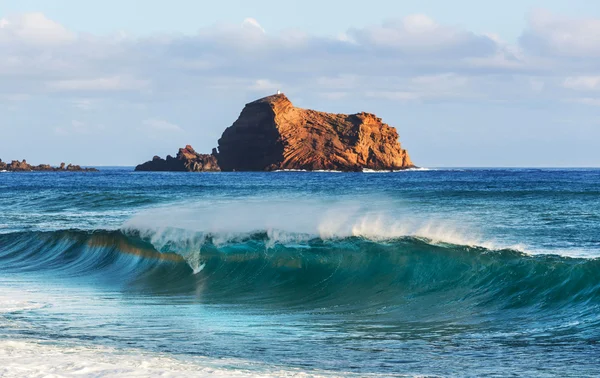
[0,168,599,377]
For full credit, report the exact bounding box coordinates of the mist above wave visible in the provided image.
[122,197,521,254]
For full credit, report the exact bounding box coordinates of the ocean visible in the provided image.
[0,168,599,377]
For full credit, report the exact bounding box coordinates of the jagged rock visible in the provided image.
[135,145,221,172]
[216,94,414,171]
[0,158,98,172]
[9,160,31,171]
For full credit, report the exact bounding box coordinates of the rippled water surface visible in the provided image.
[0,168,599,377]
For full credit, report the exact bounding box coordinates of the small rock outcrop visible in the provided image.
[135,145,220,172]
[0,159,98,172]
[216,94,414,171]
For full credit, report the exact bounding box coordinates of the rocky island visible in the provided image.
[135,145,220,172]
[135,94,414,172]
[0,159,98,172]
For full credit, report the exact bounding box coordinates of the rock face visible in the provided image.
[216,94,414,171]
[0,159,98,172]
[135,145,220,172]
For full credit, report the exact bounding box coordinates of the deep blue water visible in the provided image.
[0,168,599,376]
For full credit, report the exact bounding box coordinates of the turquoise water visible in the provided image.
[0,168,599,376]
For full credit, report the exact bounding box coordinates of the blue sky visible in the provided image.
[1,1,600,166]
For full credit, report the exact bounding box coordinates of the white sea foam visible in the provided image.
[273,169,343,173]
[0,339,358,378]
[362,167,432,173]
[122,197,528,257]
[274,168,431,173]
[0,300,46,314]
[122,197,600,258]
[0,283,388,378]
[0,288,48,314]
[0,281,364,377]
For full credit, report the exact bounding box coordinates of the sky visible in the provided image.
[1,0,600,167]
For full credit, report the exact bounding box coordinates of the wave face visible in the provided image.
[2,228,599,318]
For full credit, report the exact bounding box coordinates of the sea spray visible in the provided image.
[121,197,525,254]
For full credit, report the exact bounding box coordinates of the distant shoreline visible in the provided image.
[0,159,98,172]
[3,166,600,173]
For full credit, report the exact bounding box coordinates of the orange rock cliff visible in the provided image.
[215,94,414,171]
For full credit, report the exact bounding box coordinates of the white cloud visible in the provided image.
[563,76,600,91]
[567,97,600,106]
[53,127,68,136]
[71,99,97,111]
[347,14,495,56]
[71,120,85,129]
[53,120,104,135]
[316,75,358,90]
[242,18,265,34]
[365,74,470,102]
[249,79,280,92]
[0,12,514,105]
[318,92,348,100]
[521,9,600,57]
[47,76,149,92]
[1,10,600,108]
[366,91,422,101]
[142,118,183,133]
[0,13,74,45]
[530,79,545,92]
[2,11,600,166]
[0,93,30,102]
[411,73,468,89]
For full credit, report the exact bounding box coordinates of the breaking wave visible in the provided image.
[121,199,526,252]
[1,226,599,319]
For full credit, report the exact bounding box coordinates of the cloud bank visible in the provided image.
[1,10,599,166]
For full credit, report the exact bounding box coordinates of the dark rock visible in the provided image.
[0,158,98,172]
[8,160,31,171]
[135,145,221,172]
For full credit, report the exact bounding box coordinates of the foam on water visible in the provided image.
[362,167,432,173]
[0,301,46,314]
[122,197,531,257]
[0,289,48,314]
[0,339,360,378]
[274,168,432,173]
[273,169,344,173]
[122,197,600,259]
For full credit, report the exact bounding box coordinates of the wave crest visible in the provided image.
[121,198,524,254]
